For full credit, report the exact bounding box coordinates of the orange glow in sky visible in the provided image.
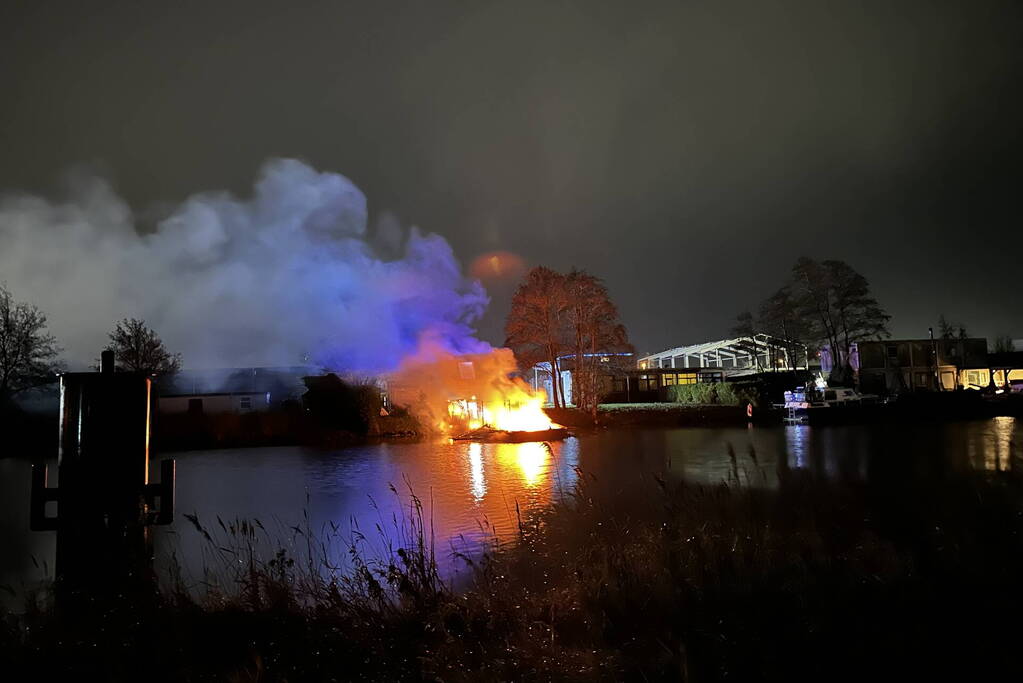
[469,250,526,282]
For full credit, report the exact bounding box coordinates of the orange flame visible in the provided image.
[390,344,559,434]
[447,389,556,432]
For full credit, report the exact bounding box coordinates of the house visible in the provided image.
[600,366,728,403]
[156,367,315,415]
[988,347,1023,392]
[821,338,989,393]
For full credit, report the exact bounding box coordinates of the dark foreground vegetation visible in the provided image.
[4,445,1023,681]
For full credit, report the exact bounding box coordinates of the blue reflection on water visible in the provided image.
[786,425,811,470]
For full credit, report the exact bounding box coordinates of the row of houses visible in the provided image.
[820,337,1023,394]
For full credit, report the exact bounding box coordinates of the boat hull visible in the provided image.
[452,427,571,443]
[784,403,885,425]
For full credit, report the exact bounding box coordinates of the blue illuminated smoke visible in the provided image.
[0,158,490,371]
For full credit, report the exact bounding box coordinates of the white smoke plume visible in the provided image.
[0,158,490,371]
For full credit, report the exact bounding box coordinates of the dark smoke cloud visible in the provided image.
[0,159,489,371]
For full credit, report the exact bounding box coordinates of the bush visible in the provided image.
[666,378,757,404]
[302,373,381,434]
[668,382,755,406]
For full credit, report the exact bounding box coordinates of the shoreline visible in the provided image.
[3,395,1019,457]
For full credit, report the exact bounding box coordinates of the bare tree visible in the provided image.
[565,269,632,416]
[105,318,182,375]
[505,267,631,412]
[936,314,971,389]
[937,314,968,340]
[730,310,762,372]
[756,287,810,371]
[0,285,61,398]
[737,258,889,380]
[789,258,889,381]
[825,259,891,382]
[504,267,570,408]
[993,334,1015,354]
[790,257,842,368]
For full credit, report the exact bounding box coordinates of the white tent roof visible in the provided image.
[638,334,807,369]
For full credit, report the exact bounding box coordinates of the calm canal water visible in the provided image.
[1,418,1019,604]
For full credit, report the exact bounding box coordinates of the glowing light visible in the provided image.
[447,389,558,433]
[468,442,486,501]
[469,250,526,282]
[489,393,557,432]
[785,424,810,469]
[987,416,1016,472]
[496,442,550,487]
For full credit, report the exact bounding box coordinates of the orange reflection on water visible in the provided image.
[468,442,486,501]
[986,417,1017,472]
[381,439,575,546]
[492,442,551,488]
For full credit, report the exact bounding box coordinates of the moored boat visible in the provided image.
[781,385,882,424]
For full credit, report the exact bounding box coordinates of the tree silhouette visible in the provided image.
[504,267,570,408]
[937,314,968,340]
[993,335,1015,354]
[0,284,61,398]
[565,269,632,415]
[505,267,631,410]
[737,258,889,381]
[105,318,182,374]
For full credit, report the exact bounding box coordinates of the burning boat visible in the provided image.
[387,346,567,442]
[451,426,569,443]
[447,396,570,443]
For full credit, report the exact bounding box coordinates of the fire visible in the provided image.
[447,389,557,433]
[490,393,556,431]
[389,344,560,434]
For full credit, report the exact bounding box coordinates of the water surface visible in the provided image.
[2,418,1019,603]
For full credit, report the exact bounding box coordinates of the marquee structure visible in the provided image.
[637,334,808,375]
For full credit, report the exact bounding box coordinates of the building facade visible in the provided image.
[156,367,314,415]
[528,338,807,405]
[821,338,990,393]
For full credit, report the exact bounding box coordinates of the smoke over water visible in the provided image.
[0,159,490,371]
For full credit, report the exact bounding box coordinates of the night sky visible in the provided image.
[2,0,1021,356]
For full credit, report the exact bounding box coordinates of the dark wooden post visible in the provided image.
[30,351,175,605]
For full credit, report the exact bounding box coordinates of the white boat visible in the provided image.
[781,385,880,423]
